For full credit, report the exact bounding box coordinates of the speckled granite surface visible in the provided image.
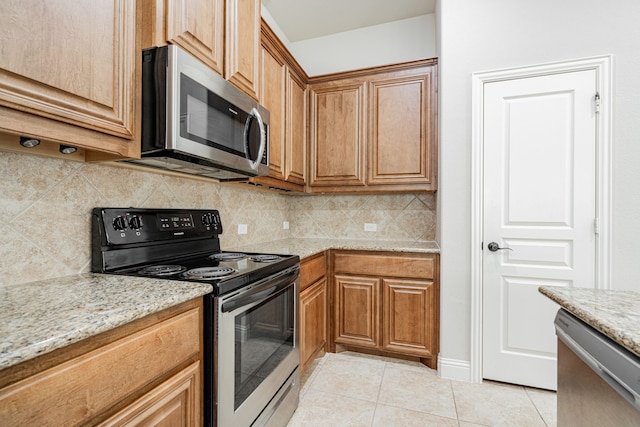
[231,238,440,259]
[1,240,436,372]
[0,274,212,371]
[539,286,640,358]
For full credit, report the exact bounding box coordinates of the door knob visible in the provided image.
[487,242,513,252]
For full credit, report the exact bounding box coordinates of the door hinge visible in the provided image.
[594,217,600,235]
[595,92,601,114]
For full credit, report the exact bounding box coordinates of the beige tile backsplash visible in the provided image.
[0,151,436,287]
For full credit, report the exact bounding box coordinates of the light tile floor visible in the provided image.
[288,352,557,427]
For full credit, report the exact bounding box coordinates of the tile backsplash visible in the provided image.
[0,150,436,287]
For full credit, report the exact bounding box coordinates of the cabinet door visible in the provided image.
[300,278,327,374]
[260,42,287,180]
[285,70,307,186]
[0,0,137,156]
[225,0,260,99]
[165,0,224,76]
[368,69,436,187]
[334,275,380,348]
[382,278,436,358]
[309,82,366,188]
[99,362,201,426]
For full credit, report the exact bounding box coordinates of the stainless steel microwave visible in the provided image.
[129,45,269,180]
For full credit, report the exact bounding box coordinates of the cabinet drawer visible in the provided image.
[300,252,327,291]
[0,307,201,426]
[334,252,435,279]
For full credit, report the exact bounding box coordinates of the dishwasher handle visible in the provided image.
[556,326,639,410]
[555,310,640,412]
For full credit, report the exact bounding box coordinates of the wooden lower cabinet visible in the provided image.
[300,278,328,374]
[100,362,200,426]
[333,251,439,368]
[334,275,380,348]
[0,299,203,427]
[382,278,436,357]
[299,252,328,374]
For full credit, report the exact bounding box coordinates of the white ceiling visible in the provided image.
[262,0,436,42]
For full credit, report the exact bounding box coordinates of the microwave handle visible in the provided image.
[244,107,266,170]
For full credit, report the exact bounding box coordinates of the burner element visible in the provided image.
[183,267,237,280]
[250,254,281,263]
[209,252,247,261]
[138,264,187,276]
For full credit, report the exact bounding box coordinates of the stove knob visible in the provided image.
[202,213,212,226]
[129,215,143,230]
[113,216,126,231]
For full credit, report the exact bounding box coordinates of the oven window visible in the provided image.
[234,286,294,410]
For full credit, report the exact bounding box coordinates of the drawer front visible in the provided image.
[0,306,201,426]
[300,252,327,291]
[334,252,435,279]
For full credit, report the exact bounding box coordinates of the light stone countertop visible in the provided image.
[0,239,436,372]
[0,274,212,371]
[539,286,640,358]
[231,238,440,259]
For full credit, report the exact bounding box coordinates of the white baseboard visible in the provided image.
[437,356,473,382]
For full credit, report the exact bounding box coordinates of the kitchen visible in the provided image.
[1,0,639,426]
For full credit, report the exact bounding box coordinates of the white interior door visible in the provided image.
[482,69,598,390]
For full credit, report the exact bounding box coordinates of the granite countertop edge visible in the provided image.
[0,273,213,371]
[231,238,440,259]
[539,286,640,358]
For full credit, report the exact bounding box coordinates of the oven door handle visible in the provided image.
[221,267,299,313]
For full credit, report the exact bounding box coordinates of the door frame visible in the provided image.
[469,56,612,384]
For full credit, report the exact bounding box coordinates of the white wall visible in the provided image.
[262,7,436,76]
[438,0,640,369]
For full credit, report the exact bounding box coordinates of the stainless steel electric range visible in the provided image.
[91,208,300,427]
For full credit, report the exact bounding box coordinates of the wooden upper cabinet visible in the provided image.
[285,70,307,186]
[163,0,225,75]
[308,60,438,193]
[0,0,139,158]
[369,69,436,187]
[225,0,261,100]
[260,42,287,180]
[250,20,308,191]
[309,81,366,188]
[143,0,260,99]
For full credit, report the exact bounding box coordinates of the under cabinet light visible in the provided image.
[19,137,41,148]
[59,144,77,154]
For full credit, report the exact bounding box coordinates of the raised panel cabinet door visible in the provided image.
[300,278,328,374]
[334,275,380,348]
[309,81,366,187]
[260,42,287,180]
[226,0,260,99]
[382,278,435,358]
[368,68,436,187]
[285,70,307,185]
[165,0,225,76]
[98,362,201,427]
[0,0,137,156]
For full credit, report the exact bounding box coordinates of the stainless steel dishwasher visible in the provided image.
[554,309,640,426]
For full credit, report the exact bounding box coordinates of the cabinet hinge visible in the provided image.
[595,92,601,114]
[594,217,600,235]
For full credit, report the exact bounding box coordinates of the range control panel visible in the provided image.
[94,208,222,245]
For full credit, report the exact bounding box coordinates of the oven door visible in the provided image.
[216,266,300,427]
